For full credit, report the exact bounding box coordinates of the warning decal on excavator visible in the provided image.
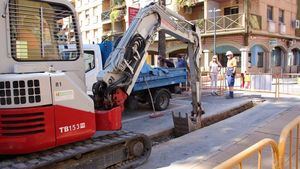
[54,90,74,101]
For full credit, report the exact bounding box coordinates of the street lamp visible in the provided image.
[208,8,221,55]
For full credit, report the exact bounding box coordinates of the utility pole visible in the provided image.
[209,8,220,55]
[158,0,166,58]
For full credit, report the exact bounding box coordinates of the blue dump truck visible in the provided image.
[63,42,187,110]
[129,65,187,110]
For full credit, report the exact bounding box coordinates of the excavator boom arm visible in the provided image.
[94,3,202,118]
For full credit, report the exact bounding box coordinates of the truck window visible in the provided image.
[84,51,95,72]
[9,0,80,61]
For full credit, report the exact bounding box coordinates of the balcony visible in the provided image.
[92,16,99,24]
[279,23,286,34]
[249,14,262,30]
[194,13,245,35]
[268,21,276,33]
[101,10,110,21]
[102,30,124,41]
[84,18,90,26]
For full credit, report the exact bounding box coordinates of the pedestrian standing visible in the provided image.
[240,73,245,88]
[244,71,251,89]
[209,55,222,96]
[225,51,237,99]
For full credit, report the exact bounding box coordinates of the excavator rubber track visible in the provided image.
[0,131,152,169]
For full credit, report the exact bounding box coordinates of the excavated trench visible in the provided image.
[151,98,265,146]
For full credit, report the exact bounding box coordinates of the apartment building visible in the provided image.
[198,0,300,74]
[74,0,300,73]
[148,0,300,74]
[100,0,147,41]
[75,0,102,44]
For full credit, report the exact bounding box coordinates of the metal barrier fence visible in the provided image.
[278,116,300,169]
[214,139,280,169]
[213,116,300,169]
[276,73,300,97]
[201,72,300,98]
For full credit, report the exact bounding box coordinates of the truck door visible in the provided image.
[84,45,103,94]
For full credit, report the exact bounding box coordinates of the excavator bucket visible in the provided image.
[172,112,202,137]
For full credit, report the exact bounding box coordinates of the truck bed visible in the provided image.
[133,68,187,92]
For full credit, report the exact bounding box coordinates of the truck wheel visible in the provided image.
[153,89,170,111]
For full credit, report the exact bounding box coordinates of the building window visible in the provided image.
[93,7,98,23]
[93,7,98,16]
[83,0,89,5]
[86,31,90,40]
[77,0,82,6]
[250,45,265,68]
[93,29,98,42]
[85,10,89,18]
[292,49,300,65]
[85,10,90,25]
[279,9,284,23]
[267,6,273,21]
[224,6,239,15]
[257,52,264,67]
[271,47,283,66]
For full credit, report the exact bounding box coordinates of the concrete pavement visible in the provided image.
[137,94,300,169]
[122,92,252,137]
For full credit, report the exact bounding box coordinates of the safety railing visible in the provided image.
[206,13,245,32]
[200,72,300,98]
[278,116,300,169]
[249,14,262,30]
[213,116,300,169]
[101,10,111,21]
[193,14,245,35]
[214,139,280,169]
[275,73,300,97]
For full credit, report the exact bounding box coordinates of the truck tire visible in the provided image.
[153,89,171,111]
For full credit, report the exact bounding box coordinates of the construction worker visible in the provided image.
[225,51,237,99]
[176,55,187,68]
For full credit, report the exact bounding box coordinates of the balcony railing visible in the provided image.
[194,13,245,34]
[101,10,111,21]
[249,14,262,30]
[206,13,245,32]
[279,23,286,34]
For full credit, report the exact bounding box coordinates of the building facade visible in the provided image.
[75,0,103,44]
[149,0,300,74]
[74,0,300,73]
[200,0,300,74]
